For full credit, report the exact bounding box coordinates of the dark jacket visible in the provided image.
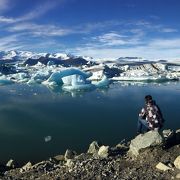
[139,101,163,130]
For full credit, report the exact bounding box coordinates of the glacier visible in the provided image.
[0,50,180,91]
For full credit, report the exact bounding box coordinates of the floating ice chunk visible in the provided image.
[27,79,39,85]
[0,76,14,85]
[10,72,30,83]
[62,73,95,91]
[43,68,92,86]
[166,72,179,80]
[44,136,52,142]
[62,74,87,86]
[47,60,55,66]
[92,76,109,88]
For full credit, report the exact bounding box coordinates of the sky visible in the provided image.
[0,0,180,60]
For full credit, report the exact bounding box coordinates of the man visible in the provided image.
[137,95,164,134]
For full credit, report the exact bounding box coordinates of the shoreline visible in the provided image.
[1,129,180,180]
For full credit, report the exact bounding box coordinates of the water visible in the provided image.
[0,81,180,164]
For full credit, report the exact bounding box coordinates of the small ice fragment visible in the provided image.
[44,136,52,142]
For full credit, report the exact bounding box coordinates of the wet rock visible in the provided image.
[6,159,16,169]
[174,155,180,169]
[31,161,46,169]
[176,173,180,179]
[163,129,174,139]
[163,129,176,148]
[53,155,64,162]
[87,141,100,155]
[65,159,74,168]
[20,162,32,173]
[128,130,163,157]
[98,146,110,158]
[176,129,180,144]
[116,143,129,151]
[64,149,76,161]
[156,162,172,171]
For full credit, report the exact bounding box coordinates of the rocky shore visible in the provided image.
[0,129,180,180]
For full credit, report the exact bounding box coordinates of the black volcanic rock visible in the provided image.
[0,64,17,75]
[24,57,90,67]
[104,66,122,78]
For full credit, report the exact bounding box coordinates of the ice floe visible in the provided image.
[0,50,180,91]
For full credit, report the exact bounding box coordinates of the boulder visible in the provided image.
[64,149,76,161]
[162,129,176,148]
[20,162,32,173]
[162,129,174,139]
[128,130,163,157]
[174,155,180,170]
[87,141,100,155]
[6,159,15,169]
[65,159,74,168]
[156,162,171,171]
[176,173,180,179]
[98,146,110,158]
[176,129,180,144]
[53,155,64,162]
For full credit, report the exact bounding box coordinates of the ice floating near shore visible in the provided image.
[44,136,52,142]
[0,50,179,92]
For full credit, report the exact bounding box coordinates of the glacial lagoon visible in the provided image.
[0,81,180,164]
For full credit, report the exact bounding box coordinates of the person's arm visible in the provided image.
[139,108,146,119]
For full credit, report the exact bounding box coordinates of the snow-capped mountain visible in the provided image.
[0,50,79,61]
[0,50,48,61]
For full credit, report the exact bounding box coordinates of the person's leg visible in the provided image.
[137,118,143,133]
[137,117,149,133]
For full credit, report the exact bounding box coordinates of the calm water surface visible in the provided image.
[0,81,180,164]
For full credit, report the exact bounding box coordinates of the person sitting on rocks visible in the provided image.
[137,95,164,134]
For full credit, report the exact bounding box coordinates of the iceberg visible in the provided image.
[43,68,92,86]
[0,76,14,85]
[92,76,109,88]
[9,72,30,83]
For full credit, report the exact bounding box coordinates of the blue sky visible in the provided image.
[0,0,180,60]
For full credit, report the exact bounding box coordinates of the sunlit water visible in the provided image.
[0,81,180,164]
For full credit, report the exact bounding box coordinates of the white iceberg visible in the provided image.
[91,75,109,88]
[43,68,92,86]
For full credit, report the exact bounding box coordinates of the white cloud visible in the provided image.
[94,32,128,46]
[16,0,61,22]
[0,16,15,23]
[148,38,180,49]
[160,28,178,33]
[0,34,24,50]
[91,31,143,47]
[74,38,180,60]
[8,23,73,37]
[0,0,64,24]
